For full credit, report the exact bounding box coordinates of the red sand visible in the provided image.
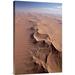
[14,11,62,74]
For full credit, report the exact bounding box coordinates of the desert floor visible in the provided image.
[14,11,62,74]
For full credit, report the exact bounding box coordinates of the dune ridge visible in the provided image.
[14,11,62,74]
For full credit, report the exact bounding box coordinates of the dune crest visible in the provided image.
[15,11,62,73]
[29,23,62,72]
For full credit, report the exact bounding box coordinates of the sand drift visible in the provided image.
[14,12,62,74]
[30,22,62,73]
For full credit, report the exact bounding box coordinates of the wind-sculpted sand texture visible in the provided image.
[30,45,62,73]
[14,11,62,74]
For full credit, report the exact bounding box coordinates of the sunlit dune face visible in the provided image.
[14,1,62,74]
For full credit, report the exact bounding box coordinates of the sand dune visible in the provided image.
[14,11,62,74]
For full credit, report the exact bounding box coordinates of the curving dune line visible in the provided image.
[32,21,62,52]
